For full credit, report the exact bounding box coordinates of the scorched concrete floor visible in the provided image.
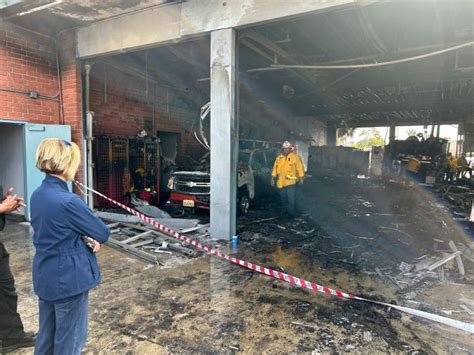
[2,176,474,353]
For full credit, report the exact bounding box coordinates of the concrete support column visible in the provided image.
[210,28,238,240]
[326,125,337,146]
[389,125,396,143]
[463,121,474,157]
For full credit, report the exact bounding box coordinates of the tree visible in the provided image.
[337,134,350,146]
[406,128,417,137]
[352,128,385,150]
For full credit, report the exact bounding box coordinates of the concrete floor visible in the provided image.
[2,177,474,353]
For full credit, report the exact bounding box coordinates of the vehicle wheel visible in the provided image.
[168,206,185,217]
[238,190,250,216]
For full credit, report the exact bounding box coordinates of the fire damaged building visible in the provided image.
[0,0,473,353]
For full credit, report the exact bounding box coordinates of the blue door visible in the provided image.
[23,124,72,219]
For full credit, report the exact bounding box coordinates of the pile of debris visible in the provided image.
[373,240,474,311]
[434,184,474,222]
[95,211,215,265]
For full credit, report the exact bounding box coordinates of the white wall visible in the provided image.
[293,117,327,146]
[0,123,25,215]
[295,140,309,172]
[311,120,328,146]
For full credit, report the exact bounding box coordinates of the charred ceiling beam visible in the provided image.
[240,38,275,63]
[239,71,296,132]
[311,107,473,128]
[294,96,474,116]
[166,45,209,76]
[293,73,474,116]
[0,0,58,19]
[355,7,387,55]
[250,41,471,95]
[239,29,343,111]
[77,0,366,58]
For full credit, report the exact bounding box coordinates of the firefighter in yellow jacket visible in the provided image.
[271,141,305,218]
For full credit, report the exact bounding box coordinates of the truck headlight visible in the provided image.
[167,177,174,190]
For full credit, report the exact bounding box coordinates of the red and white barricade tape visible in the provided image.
[75,180,474,334]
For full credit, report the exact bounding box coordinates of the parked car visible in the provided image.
[166,148,274,215]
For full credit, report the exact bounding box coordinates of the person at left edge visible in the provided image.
[0,187,34,353]
[30,138,110,355]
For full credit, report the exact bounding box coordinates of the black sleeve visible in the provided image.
[0,213,5,232]
[0,185,4,231]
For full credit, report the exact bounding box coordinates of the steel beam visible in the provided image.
[389,125,396,142]
[210,28,238,240]
[294,97,474,117]
[106,238,159,264]
[77,0,366,58]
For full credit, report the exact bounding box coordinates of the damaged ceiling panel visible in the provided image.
[2,0,472,130]
[48,0,175,22]
[241,0,474,128]
[1,0,177,34]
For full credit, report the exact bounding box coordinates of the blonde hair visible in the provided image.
[35,138,81,181]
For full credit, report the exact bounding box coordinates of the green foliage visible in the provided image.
[351,128,385,150]
[337,135,349,146]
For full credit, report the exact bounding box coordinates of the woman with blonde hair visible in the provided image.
[30,139,109,355]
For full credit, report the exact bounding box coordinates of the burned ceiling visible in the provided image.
[48,0,175,22]
[2,0,473,130]
[88,0,474,131]
[0,0,176,34]
[239,0,474,128]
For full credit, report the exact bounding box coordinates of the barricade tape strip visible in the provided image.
[75,181,474,334]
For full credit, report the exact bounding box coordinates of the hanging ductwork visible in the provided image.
[194,101,211,151]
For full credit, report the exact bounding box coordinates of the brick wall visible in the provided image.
[0,22,59,123]
[0,23,84,182]
[57,30,84,182]
[89,64,206,162]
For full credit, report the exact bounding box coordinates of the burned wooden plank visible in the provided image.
[460,304,474,316]
[437,266,445,282]
[180,223,210,234]
[130,239,156,248]
[427,251,462,271]
[241,216,280,225]
[106,238,160,265]
[290,321,319,330]
[461,244,474,263]
[122,230,154,244]
[448,240,465,276]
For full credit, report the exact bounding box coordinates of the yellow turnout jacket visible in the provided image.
[271,152,305,189]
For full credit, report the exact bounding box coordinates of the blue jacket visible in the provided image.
[31,175,110,302]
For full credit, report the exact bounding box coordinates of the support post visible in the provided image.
[210,28,238,240]
[326,125,337,146]
[85,112,94,209]
[84,62,94,209]
[389,125,396,143]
